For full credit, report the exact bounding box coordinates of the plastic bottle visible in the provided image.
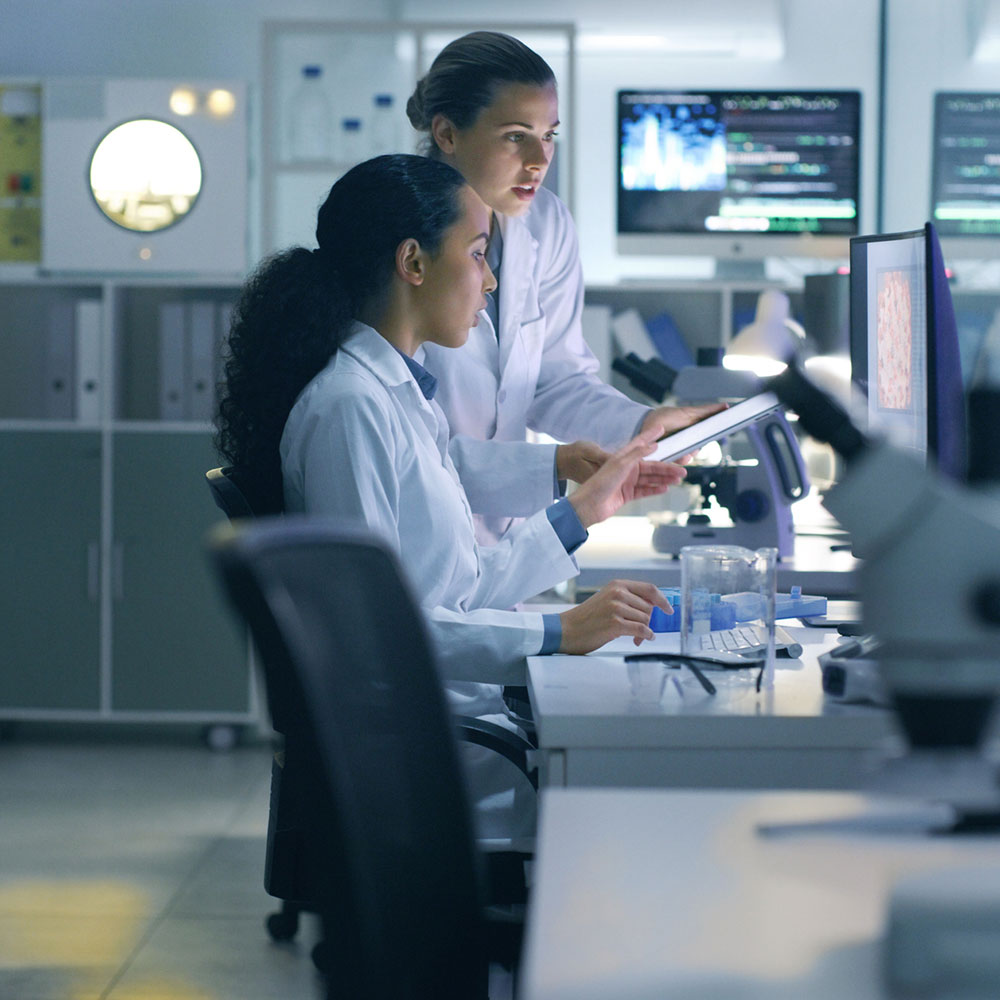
[370,93,398,156]
[288,65,332,163]
[340,118,364,164]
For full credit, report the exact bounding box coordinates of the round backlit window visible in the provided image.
[89,119,202,232]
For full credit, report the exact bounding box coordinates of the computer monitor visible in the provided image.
[930,92,1000,258]
[617,89,862,269]
[849,222,966,479]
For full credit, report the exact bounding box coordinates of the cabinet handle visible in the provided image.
[113,541,124,601]
[87,541,99,602]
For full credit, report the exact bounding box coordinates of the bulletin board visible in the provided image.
[0,84,42,262]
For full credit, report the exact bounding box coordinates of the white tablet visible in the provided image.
[651,391,783,463]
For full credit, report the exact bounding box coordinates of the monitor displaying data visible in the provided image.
[931,92,1000,238]
[617,89,861,257]
[850,230,928,462]
[849,223,965,478]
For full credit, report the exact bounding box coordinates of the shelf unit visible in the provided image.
[585,279,806,353]
[583,277,1000,417]
[260,20,576,254]
[581,279,807,403]
[0,273,255,736]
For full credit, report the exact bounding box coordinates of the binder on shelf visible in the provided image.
[581,303,613,382]
[74,299,102,424]
[45,300,76,419]
[611,308,659,363]
[188,300,216,423]
[159,301,188,421]
[646,311,694,372]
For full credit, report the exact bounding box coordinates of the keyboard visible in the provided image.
[694,623,803,660]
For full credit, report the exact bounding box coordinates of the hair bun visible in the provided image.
[405,77,429,130]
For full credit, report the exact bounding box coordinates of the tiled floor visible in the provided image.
[0,733,517,1000]
[0,734,329,1000]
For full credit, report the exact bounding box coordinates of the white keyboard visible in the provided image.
[695,623,803,660]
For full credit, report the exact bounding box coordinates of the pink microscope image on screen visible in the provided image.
[875,268,913,411]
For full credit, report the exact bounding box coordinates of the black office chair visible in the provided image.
[207,466,326,954]
[205,466,535,971]
[209,517,525,998]
[205,466,257,519]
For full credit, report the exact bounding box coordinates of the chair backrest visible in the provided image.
[205,466,262,520]
[208,516,487,1000]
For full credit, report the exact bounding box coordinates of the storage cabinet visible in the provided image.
[0,431,102,710]
[0,277,255,731]
[111,432,247,714]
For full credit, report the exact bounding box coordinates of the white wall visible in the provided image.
[5,0,999,282]
[0,0,393,78]
[883,0,1000,236]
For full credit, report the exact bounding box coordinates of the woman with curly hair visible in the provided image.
[216,154,678,839]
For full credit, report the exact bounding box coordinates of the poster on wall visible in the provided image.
[0,84,41,262]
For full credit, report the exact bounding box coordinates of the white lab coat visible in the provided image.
[420,185,651,542]
[280,324,580,841]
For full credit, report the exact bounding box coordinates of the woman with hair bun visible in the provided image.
[408,31,722,544]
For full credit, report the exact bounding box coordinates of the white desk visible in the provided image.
[521,787,1000,1000]
[527,626,902,790]
[575,515,859,597]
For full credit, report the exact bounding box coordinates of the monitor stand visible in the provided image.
[714,258,768,281]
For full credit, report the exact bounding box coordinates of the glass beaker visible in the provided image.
[680,545,778,681]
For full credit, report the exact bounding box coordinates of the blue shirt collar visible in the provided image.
[393,346,438,401]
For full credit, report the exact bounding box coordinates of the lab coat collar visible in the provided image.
[493,211,538,373]
[340,323,446,450]
[341,322,421,392]
[393,347,438,400]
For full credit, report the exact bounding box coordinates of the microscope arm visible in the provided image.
[770,365,1000,704]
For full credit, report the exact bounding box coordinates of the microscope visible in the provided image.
[770,364,1000,819]
[769,364,1000,995]
[613,351,810,559]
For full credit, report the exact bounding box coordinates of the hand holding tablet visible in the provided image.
[650,391,783,463]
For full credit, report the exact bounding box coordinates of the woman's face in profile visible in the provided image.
[416,185,496,348]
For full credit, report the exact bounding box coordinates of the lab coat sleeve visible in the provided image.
[461,506,579,612]
[284,373,563,685]
[526,194,651,448]
[424,606,545,685]
[448,434,559,516]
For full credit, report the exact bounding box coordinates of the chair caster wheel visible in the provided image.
[266,910,299,942]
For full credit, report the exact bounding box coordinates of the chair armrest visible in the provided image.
[454,717,538,791]
[500,685,535,737]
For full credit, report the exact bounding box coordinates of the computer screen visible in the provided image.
[931,92,1000,241]
[617,89,862,260]
[849,222,966,479]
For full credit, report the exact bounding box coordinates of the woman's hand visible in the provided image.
[558,580,672,653]
[641,401,728,440]
[555,440,609,484]
[567,429,686,529]
[640,402,728,464]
